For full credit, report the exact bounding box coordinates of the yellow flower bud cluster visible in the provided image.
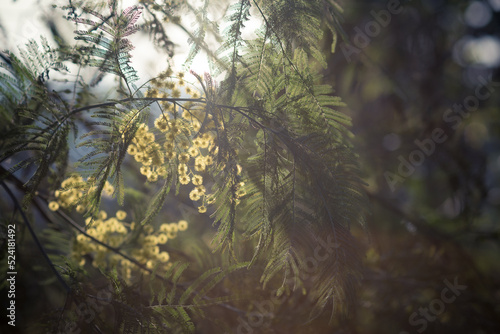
[126,116,217,188]
[127,123,166,182]
[126,70,226,213]
[71,210,128,268]
[148,68,200,104]
[174,127,216,213]
[48,175,115,213]
[71,208,189,281]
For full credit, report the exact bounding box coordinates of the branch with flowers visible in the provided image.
[0,0,366,333]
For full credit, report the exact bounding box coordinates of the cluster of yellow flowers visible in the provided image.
[44,69,249,282]
[147,69,200,101]
[127,123,167,183]
[47,177,190,281]
[48,175,115,213]
[126,70,223,213]
[71,209,188,280]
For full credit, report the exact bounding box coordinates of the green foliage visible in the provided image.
[0,38,70,205]
[216,0,251,98]
[184,0,219,68]
[76,102,150,215]
[0,0,368,333]
[68,2,142,87]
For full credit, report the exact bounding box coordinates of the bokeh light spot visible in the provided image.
[464,1,492,28]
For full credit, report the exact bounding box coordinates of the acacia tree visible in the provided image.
[0,0,367,333]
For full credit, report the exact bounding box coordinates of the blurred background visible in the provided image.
[325,0,500,333]
[1,0,500,333]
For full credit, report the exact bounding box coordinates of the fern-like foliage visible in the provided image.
[0,38,66,131]
[75,102,151,216]
[216,0,251,99]
[1,0,367,331]
[205,0,367,316]
[255,0,327,66]
[183,0,220,68]
[0,38,70,204]
[68,1,142,89]
[54,261,249,333]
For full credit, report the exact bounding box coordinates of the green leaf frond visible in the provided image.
[76,102,151,215]
[183,0,220,68]
[0,81,71,205]
[215,0,251,99]
[0,37,66,132]
[243,130,366,316]
[146,262,248,333]
[67,1,143,88]
[139,173,173,228]
[212,32,366,314]
[253,0,326,66]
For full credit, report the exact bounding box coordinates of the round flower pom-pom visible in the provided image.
[192,175,203,186]
[116,210,127,220]
[158,252,170,263]
[189,189,201,201]
[157,234,168,244]
[179,175,190,185]
[177,220,188,231]
[48,201,60,211]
